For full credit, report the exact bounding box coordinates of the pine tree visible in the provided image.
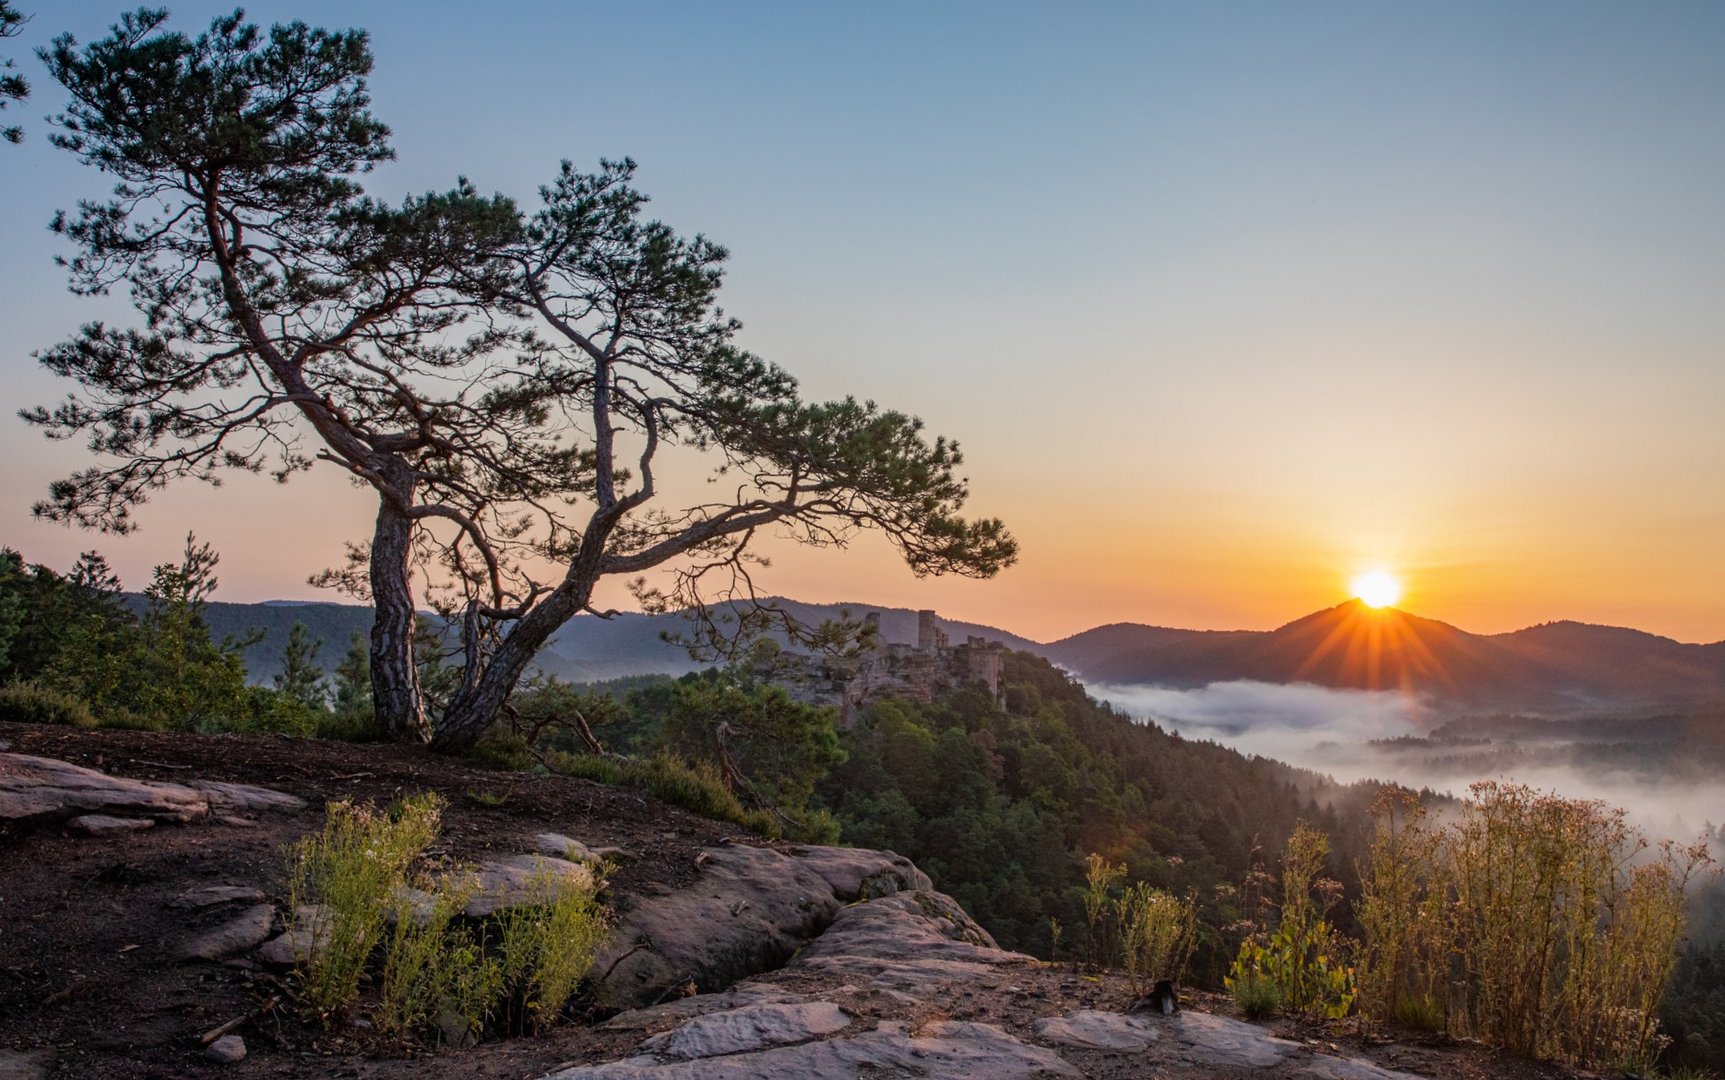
[274,622,327,710]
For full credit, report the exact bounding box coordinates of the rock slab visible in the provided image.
[0,753,303,829]
[638,1001,850,1060]
[593,843,931,1008]
[543,1020,1080,1079]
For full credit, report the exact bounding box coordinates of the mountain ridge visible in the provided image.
[184,594,1725,715]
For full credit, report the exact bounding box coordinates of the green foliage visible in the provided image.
[1232,972,1283,1020]
[1116,883,1198,994]
[547,750,781,838]
[0,540,266,732]
[816,651,1377,970]
[275,622,327,709]
[288,794,444,1017]
[0,682,96,728]
[656,671,844,840]
[294,795,606,1043]
[490,872,609,1033]
[1083,853,1127,969]
[1225,823,1358,1019]
[0,0,25,144]
[326,632,376,737]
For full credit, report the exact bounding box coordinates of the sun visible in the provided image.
[1351,570,1403,609]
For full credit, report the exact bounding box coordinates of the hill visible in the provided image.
[1048,601,1725,715]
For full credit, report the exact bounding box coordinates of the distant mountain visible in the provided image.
[176,593,1725,715]
[176,596,1043,686]
[1048,601,1725,715]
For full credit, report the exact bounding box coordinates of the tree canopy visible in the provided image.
[32,9,1015,749]
[0,1,26,144]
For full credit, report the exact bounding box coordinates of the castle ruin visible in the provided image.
[762,609,1008,725]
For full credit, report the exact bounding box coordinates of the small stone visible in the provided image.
[67,814,155,836]
[257,904,324,967]
[204,1035,246,1064]
[180,903,276,961]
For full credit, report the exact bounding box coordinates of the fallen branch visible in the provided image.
[200,994,280,1045]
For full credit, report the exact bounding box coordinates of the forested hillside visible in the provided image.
[814,651,1380,977]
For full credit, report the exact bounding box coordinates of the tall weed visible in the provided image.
[1116,883,1197,994]
[1359,782,1712,1071]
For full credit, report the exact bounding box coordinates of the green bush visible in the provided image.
[0,682,96,727]
[548,750,782,837]
[1225,822,1358,1019]
[288,794,444,1016]
[290,793,608,1043]
[1233,972,1282,1020]
[1116,883,1197,994]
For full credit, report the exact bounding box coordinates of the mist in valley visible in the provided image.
[1090,679,1725,849]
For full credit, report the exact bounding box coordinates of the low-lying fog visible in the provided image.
[1090,679,1725,845]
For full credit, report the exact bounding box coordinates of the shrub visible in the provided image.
[1358,783,1713,1071]
[1225,822,1358,1019]
[287,794,443,1016]
[548,750,782,838]
[1116,883,1197,995]
[492,870,609,1032]
[1082,853,1126,969]
[378,880,493,1041]
[0,682,96,728]
[291,793,608,1043]
[231,685,320,737]
[1233,971,1282,1020]
[1357,788,1449,1029]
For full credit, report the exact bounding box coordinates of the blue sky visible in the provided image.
[2,2,1723,641]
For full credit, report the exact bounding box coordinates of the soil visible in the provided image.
[0,722,1603,1080]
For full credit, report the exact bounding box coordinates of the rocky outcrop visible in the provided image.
[0,753,303,830]
[593,842,929,1008]
[556,864,1432,1080]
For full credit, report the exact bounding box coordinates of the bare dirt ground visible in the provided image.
[0,721,1601,1080]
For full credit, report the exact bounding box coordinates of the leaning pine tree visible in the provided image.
[32,11,1016,749]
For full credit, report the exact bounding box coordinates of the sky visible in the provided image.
[2,1,1723,644]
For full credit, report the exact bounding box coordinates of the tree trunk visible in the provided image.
[370,476,429,743]
[431,581,587,751]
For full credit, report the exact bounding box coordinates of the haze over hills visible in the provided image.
[191,595,1724,716]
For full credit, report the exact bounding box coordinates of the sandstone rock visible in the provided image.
[189,779,305,815]
[170,885,267,910]
[0,753,303,830]
[1295,1054,1428,1080]
[461,853,597,918]
[204,1035,246,1064]
[599,986,817,1032]
[1031,1009,1160,1052]
[257,904,324,967]
[789,890,1033,991]
[781,845,932,900]
[180,903,276,961]
[542,1019,1079,1079]
[533,831,632,863]
[1167,1010,1302,1070]
[593,844,950,1009]
[0,754,208,825]
[638,1001,851,1060]
[66,813,155,836]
